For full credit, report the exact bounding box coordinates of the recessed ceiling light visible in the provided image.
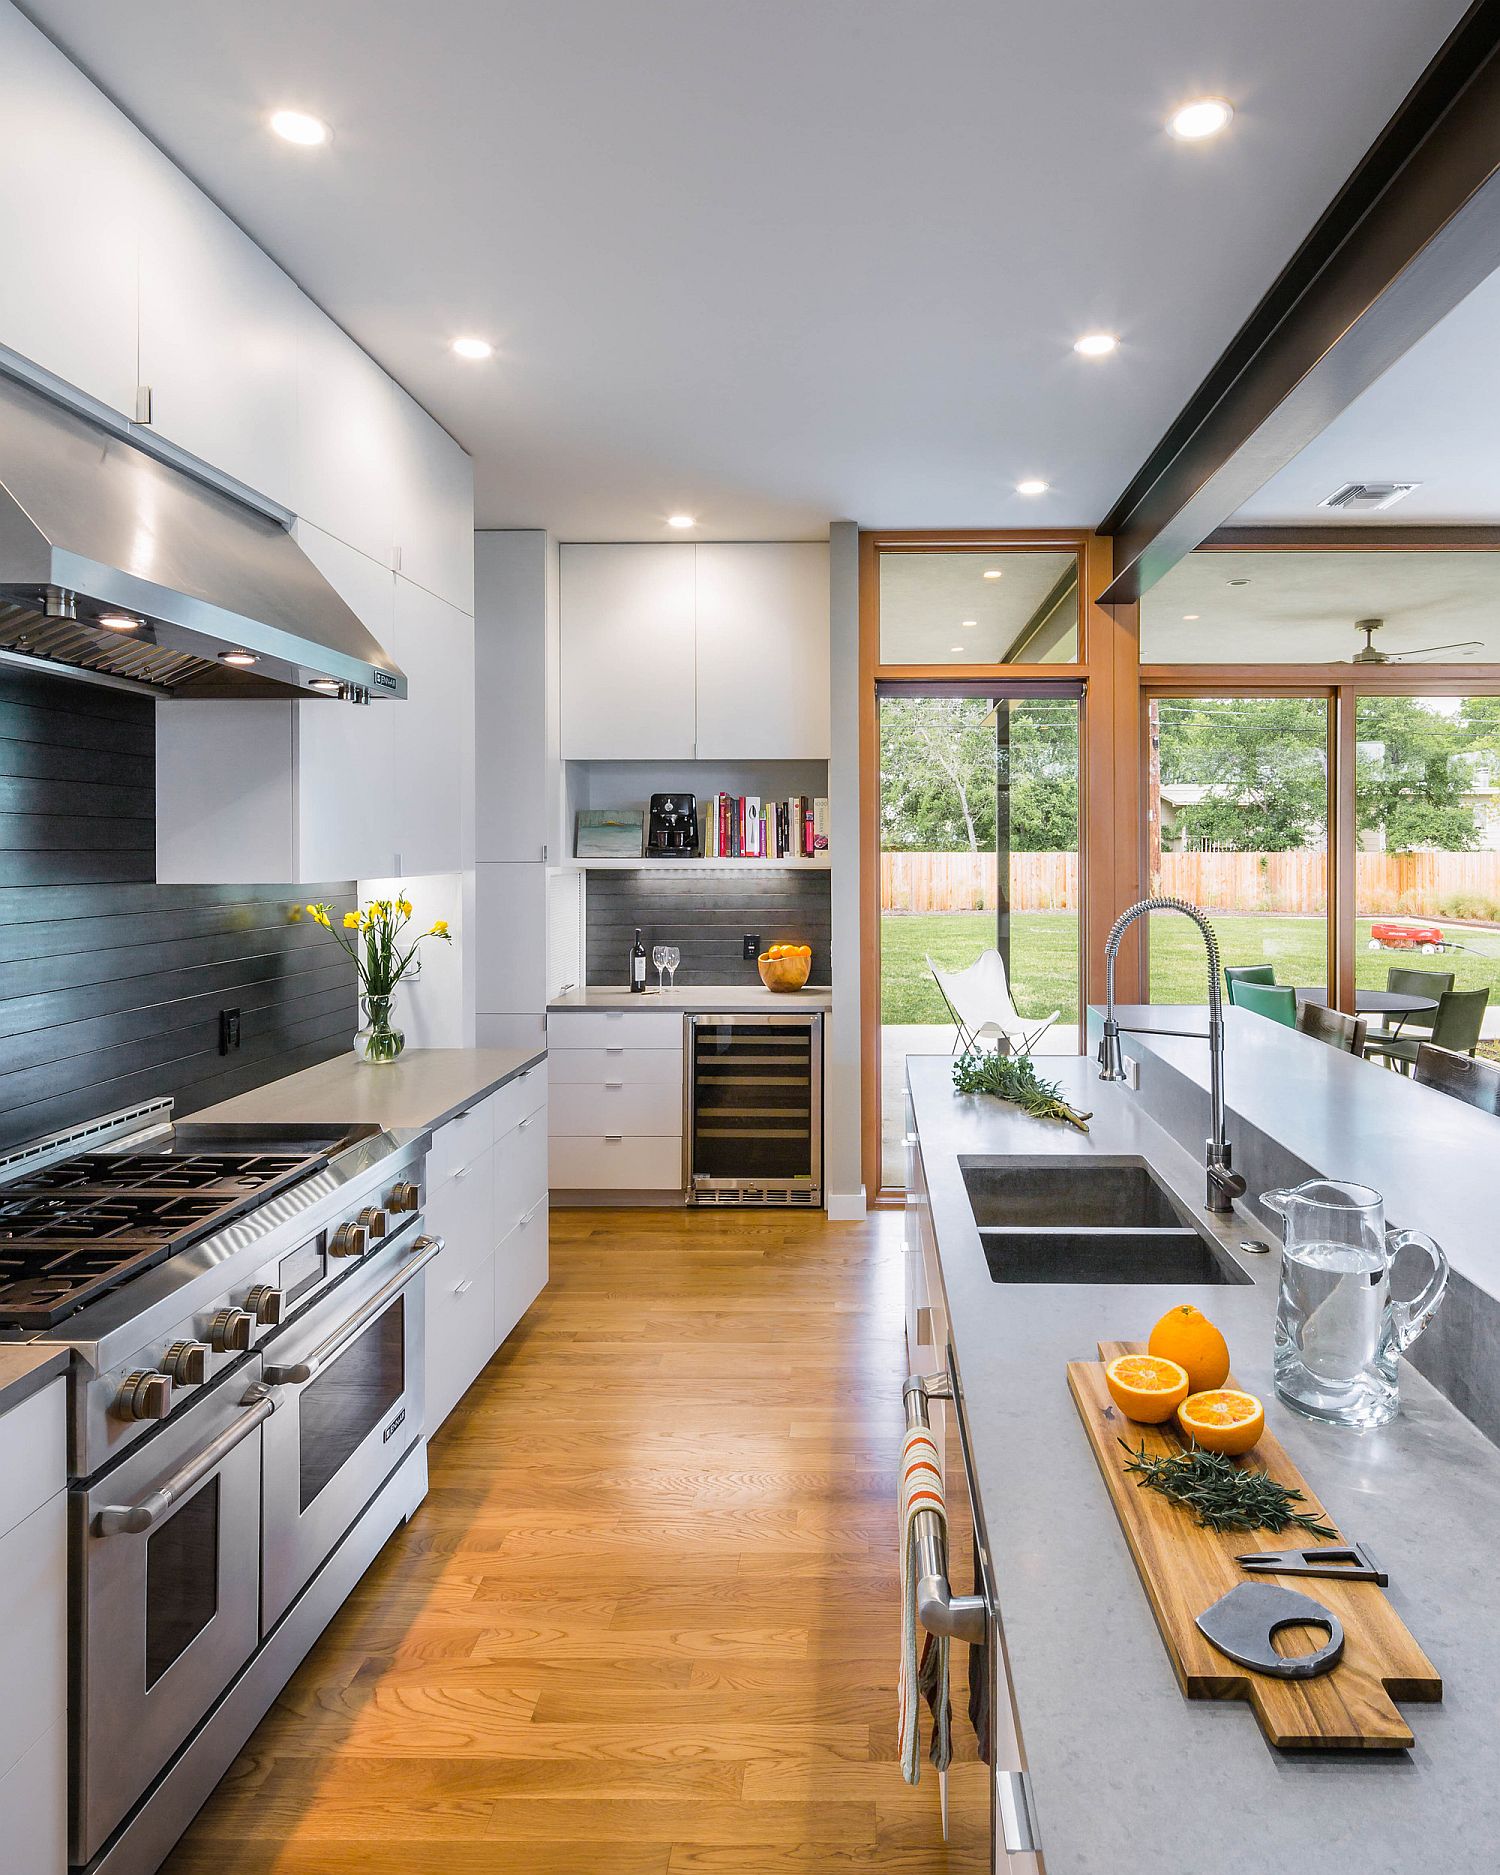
[270,109,330,147]
[450,336,493,361]
[667,514,697,529]
[220,650,258,667]
[1182,613,1200,621]
[1015,478,1049,497]
[1073,332,1119,358]
[1167,97,1233,141]
[98,614,141,631]
[1227,577,1250,587]
[950,645,965,653]
[961,619,978,628]
[982,568,1003,580]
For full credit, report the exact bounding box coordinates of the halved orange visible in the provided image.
[1105,1354,1189,1423]
[1177,1388,1264,1456]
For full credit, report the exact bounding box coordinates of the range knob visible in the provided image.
[329,1221,370,1259]
[388,1182,420,1214]
[163,1341,210,1386]
[245,1284,285,1327]
[358,1207,389,1240]
[116,1370,172,1421]
[209,1307,254,1353]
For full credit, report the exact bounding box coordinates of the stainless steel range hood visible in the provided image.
[0,372,406,700]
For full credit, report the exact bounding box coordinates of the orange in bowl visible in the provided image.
[1104,1354,1190,1424]
[1148,1304,1230,1393]
[1177,1389,1264,1456]
[758,949,811,992]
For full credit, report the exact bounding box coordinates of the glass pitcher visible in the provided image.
[1262,1178,1447,1429]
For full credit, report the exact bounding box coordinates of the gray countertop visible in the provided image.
[907,1050,1500,1875]
[548,984,832,1012]
[0,1343,70,1416]
[192,1046,546,1136]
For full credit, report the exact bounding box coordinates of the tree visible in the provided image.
[1355,696,1478,853]
[879,697,1078,852]
[1157,697,1326,850]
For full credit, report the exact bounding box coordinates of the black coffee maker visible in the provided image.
[646,792,701,857]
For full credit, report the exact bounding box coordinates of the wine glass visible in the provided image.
[652,944,669,991]
[664,945,681,991]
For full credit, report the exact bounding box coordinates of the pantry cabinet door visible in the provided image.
[694,543,830,759]
[387,578,473,876]
[560,544,696,759]
[294,303,400,572]
[390,395,475,615]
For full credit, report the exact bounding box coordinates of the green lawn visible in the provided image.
[881,910,1500,1027]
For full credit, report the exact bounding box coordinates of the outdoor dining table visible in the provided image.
[1295,986,1440,1032]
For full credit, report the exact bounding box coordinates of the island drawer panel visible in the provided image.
[486,1059,548,1140]
[547,1011,684,1051]
[0,1380,65,1542]
[495,1201,548,1346]
[493,1110,549,1233]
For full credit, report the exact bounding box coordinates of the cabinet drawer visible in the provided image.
[428,1102,492,1187]
[0,1494,65,1781]
[494,1108,549,1237]
[549,1082,682,1136]
[488,1059,548,1138]
[426,1247,497,1433]
[423,1143,497,1282]
[0,1721,65,1875]
[547,1010,683,1051]
[550,1133,685,1192]
[0,1380,65,1542]
[547,1046,683,1088]
[495,1200,548,1346]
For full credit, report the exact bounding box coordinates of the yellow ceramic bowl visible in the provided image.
[758,953,811,992]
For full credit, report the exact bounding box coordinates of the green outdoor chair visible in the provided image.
[1364,966,1455,1052]
[1230,979,1297,1027]
[1366,986,1490,1074]
[1224,964,1276,1003]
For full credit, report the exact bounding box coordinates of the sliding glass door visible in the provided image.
[878,688,1081,1186]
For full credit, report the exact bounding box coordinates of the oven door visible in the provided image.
[260,1224,439,1630]
[72,1361,272,1866]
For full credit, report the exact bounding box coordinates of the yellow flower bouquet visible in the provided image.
[306,896,452,1063]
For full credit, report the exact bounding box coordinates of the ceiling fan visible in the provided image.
[1347,617,1483,665]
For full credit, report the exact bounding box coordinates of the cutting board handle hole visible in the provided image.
[1272,1622,1333,1660]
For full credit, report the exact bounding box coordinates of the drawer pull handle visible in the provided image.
[518,1116,533,1130]
[605,1080,624,1089]
[606,1047,625,1054]
[519,1198,547,1227]
[605,1134,623,1143]
[454,1165,469,1180]
[454,1279,474,1297]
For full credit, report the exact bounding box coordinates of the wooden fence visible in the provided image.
[881,849,1500,916]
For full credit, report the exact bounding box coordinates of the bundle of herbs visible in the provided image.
[951,1048,1092,1132]
[1119,1439,1338,1540]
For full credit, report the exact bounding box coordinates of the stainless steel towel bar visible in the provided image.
[903,1372,986,1646]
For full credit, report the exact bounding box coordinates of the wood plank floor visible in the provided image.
[163,1207,986,1874]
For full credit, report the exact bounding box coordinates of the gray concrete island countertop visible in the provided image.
[548,984,831,1012]
[907,1051,1500,1875]
[193,1046,546,1136]
[0,1343,70,1415]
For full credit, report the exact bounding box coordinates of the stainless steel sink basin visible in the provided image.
[959,1156,1251,1286]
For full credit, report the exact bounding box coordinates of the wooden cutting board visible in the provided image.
[1067,1340,1440,1748]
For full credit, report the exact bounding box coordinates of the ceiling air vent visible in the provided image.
[1318,481,1419,513]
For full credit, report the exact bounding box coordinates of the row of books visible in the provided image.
[704,794,828,859]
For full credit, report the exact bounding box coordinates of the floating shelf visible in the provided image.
[571,855,830,872]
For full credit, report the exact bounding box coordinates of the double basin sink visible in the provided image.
[962,1157,1251,1285]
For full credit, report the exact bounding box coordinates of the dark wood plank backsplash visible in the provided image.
[0,666,356,1151]
[585,868,831,986]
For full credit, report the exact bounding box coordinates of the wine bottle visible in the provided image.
[630,927,647,993]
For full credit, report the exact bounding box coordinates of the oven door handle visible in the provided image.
[263,1234,444,1387]
[93,1383,276,1537]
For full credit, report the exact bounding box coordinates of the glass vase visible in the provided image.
[353,992,405,1064]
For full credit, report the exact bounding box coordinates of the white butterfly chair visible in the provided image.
[927,949,1059,1057]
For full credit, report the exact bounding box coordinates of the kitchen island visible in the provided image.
[192,1045,546,1136]
[906,1049,1500,1875]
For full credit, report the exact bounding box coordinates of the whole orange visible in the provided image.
[1148,1304,1230,1393]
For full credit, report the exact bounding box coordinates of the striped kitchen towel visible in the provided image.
[899,1420,953,1784]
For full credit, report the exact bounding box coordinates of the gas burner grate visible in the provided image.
[0,1238,179,1326]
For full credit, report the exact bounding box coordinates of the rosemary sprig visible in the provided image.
[1119,1439,1338,1541]
[951,1048,1092,1132]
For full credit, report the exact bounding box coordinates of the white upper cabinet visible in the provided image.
[138,187,302,508]
[293,306,401,571]
[560,542,829,762]
[560,545,696,760]
[694,543,830,759]
[390,395,476,615]
[388,578,474,877]
[475,532,550,863]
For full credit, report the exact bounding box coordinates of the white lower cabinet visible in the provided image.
[0,1375,66,1875]
[546,1010,686,1196]
[423,1068,548,1433]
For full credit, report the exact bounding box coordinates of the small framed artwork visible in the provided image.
[575,807,645,858]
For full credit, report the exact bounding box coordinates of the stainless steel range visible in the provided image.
[0,1097,441,1875]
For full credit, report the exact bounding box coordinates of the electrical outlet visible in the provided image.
[219,1007,241,1056]
[742,932,761,960]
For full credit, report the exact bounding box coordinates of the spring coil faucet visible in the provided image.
[1098,896,1247,1214]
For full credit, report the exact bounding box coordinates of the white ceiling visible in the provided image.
[1234,266,1500,526]
[18,0,1470,540]
[1142,550,1500,662]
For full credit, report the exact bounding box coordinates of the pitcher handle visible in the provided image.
[1386,1229,1449,1353]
